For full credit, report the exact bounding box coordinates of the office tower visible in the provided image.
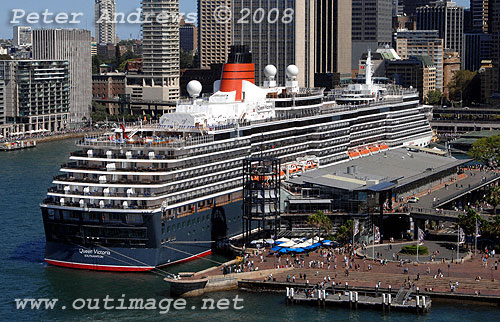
[198,0,231,69]
[386,55,436,102]
[91,41,98,56]
[491,0,500,93]
[400,0,432,16]
[315,0,352,76]
[232,0,315,87]
[351,0,393,71]
[95,0,117,45]
[135,0,180,102]
[396,30,444,91]
[32,29,92,125]
[416,1,464,56]
[0,60,70,132]
[471,0,489,33]
[392,0,404,16]
[464,33,492,71]
[443,51,461,99]
[180,19,198,53]
[13,26,32,47]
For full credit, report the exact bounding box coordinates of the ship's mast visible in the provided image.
[366,50,373,86]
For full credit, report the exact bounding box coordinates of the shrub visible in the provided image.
[400,245,428,255]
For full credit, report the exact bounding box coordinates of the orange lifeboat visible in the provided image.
[369,146,380,153]
[359,148,370,155]
[378,144,389,150]
[348,151,361,158]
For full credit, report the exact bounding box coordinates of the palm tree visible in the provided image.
[307,210,332,238]
[487,186,500,216]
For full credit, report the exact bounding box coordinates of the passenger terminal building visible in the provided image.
[282,147,468,231]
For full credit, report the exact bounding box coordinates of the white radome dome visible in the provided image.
[264,65,277,78]
[187,80,202,98]
[286,65,299,78]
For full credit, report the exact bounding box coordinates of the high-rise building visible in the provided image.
[443,51,461,99]
[471,0,489,33]
[129,0,180,104]
[13,26,32,48]
[95,0,117,45]
[351,0,393,71]
[392,0,404,16]
[180,19,198,53]
[464,33,492,71]
[32,29,92,125]
[386,55,436,102]
[198,0,231,69]
[416,1,464,56]
[315,0,352,77]
[232,0,315,87]
[395,30,444,91]
[400,0,432,16]
[490,0,500,94]
[0,60,70,133]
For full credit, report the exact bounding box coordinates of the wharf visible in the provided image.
[283,286,431,313]
[0,140,36,151]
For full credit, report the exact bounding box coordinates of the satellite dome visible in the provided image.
[187,80,202,98]
[264,65,277,78]
[286,65,299,78]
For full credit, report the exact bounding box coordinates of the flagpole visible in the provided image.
[457,225,460,261]
[417,228,419,263]
[475,218,478,257]
[372,223,375,262]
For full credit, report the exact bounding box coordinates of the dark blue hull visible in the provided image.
[42,199,244,271]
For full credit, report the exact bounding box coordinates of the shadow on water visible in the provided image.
[9,238,46,263]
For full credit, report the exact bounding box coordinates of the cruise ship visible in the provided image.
[41,47,432,271]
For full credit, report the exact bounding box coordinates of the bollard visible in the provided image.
[388,294,392,306]
[388,285,392,294]
[417,295,420,308]
[383,293,387,305]
[286,287,290,298]
[422,296,426,308]
[354,292,359,302]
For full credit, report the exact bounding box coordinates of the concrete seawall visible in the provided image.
[35,131,105,144]
[166,267,294,297]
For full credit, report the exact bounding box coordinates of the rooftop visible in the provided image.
[287,148,467,191]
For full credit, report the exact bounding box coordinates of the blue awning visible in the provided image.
[271,246,281,252]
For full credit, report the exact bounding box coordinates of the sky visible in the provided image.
[0,0,470,40]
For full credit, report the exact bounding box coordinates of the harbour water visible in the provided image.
[1,139,499,321]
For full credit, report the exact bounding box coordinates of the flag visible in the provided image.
[475,221,481,238]
[418,229,425,245]
[354,219,359,236]
[459,227,465,244]
[374,226,380,243]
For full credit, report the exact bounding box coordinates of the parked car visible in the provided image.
[408,196,419,203]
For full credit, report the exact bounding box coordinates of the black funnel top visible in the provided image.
[227,45,252,64]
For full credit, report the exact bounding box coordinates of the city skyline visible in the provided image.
[0,0,470,40]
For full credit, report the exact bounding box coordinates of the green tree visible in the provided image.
[469,135,500,167]
[426,90,442,105]
[92,55,102,74]
[448,70,480,105]
[458,208,482,237]
[334,219,354,245]
[307,210,333,237]
[487,186,500,216]
[180,49,194,69]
